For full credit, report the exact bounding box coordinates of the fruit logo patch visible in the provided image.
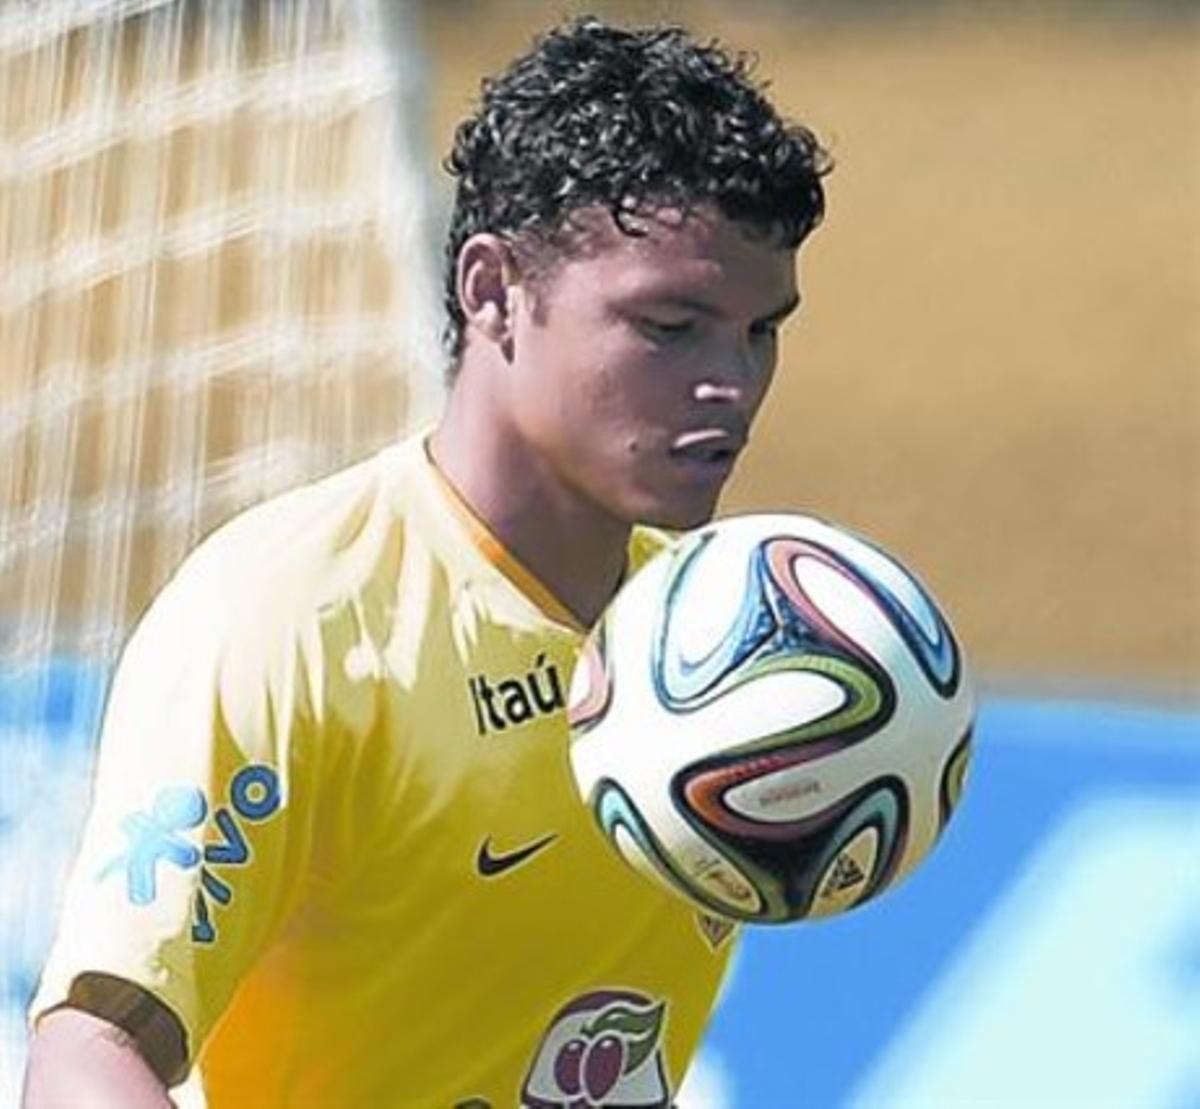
[521,989,671,1108]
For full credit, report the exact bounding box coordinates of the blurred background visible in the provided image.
[1,1,1196,1105]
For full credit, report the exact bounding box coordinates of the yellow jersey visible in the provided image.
[30,430,737,1107]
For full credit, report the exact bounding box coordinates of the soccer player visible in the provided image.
[23,17,829,1107]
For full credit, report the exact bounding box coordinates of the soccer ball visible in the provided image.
[567,513,974,924]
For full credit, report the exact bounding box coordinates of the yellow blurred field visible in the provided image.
[426,2,1199,691]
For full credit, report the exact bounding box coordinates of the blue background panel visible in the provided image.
[2,685,1198,1106]
[702,698,1200,1107]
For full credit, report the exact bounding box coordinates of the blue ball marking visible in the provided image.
[654,532,777,709]
[839,535,961,695]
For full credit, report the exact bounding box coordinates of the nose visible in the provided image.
[694,332,774,406]
[693,381,741,403]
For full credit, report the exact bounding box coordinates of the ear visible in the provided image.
[456,233,521,352]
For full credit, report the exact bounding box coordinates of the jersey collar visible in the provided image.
[420,435,587,634]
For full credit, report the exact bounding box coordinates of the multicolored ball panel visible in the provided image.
[592,777,766,919]
[939,729,973,829]
[567,618,612,736]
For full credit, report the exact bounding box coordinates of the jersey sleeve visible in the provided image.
[28,526,328,1069]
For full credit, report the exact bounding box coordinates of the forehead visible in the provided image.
[541,204,797,306]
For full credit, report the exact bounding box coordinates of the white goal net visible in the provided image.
[0,0,443,1094]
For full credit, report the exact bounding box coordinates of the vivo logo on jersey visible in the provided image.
[97,763,281,944]
[468,653,565,735]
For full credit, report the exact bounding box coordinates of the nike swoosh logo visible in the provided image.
[476,833,558,877]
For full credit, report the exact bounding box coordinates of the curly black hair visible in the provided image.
[441,16,832,368]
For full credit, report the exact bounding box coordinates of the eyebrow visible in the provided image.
[635,292,802,326]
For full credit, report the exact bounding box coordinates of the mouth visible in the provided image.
[668,428,745,472]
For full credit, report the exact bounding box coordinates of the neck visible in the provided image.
[430,383,631,629]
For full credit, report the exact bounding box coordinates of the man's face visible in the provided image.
[502,205,800,530]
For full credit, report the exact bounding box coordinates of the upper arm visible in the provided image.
[61,972,188,1084]
[28,538,325,1073]
[23,991,180,1107]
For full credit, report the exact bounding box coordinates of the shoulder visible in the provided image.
[168,436,426,622]
[95,438,433,765]
[200,441,410,574]
[117,437,427,693]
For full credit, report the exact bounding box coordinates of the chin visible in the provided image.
[636,495,720,532]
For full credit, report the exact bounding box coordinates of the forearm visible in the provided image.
[23,1008,176,1109]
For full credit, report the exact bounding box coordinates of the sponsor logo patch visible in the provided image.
[476,833,558,878]
[521,988,671,1108]
[468,653,565,735]
[98,763,280,943]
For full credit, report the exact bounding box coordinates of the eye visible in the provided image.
[636,316,695,343]
[749,320,780,343]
